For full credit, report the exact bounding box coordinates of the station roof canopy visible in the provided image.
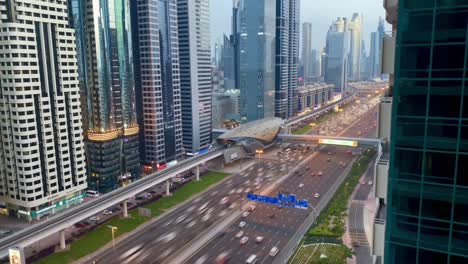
[217,117,283,144]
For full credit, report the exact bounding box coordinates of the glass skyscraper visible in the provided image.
[238,0,276,122]
[70,0,140,193]
[385,0,468,263]
[324,17,348,94]
[131,0,183,166]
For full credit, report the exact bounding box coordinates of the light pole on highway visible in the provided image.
[108,225,118,249]
[309,205,318,225]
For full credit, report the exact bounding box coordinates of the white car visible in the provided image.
[235,231,244,238]
[255,185,262,190]
[220,197,229,205]
[239,221,246,228]
[255,236,264,243]
[298,183,304,188]
[269,246,279,257]
[229,202,238,209]
[248,205,256,212]
[242,211,250,218]
[318,171,323,176]
[314,193,320,198]
[244,188,251,193]
[103,210,113,215]
[89,216,100,222]
[201,214,211,222]
[236,188,243,194]
[228,189,235,195]
[240,236,249,245]
[368,181,373,185]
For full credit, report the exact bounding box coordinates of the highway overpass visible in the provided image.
[278,134,383,148]
[0,148,225,258]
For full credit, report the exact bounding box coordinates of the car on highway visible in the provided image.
[298,183,304,188]
[248,205,256,212]
[246,254,258,264]
[242,211,250,218]
[269,246,279,257]
[314,193,320,198]
[368,180,373,185]
[102,209,113,215]
[0,230,13,239]
[239,221,246,228]
[353,241,360,247]
[305,166,310,171]
[311,172,316,177]
[89,216,100,222]
[255,236,264,243]
[220,197,229,205]
[342,162,347,167]
[318,171,323,176]
[240,236,249,245]
[235,231,244,238]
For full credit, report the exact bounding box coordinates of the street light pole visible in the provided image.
[107,225,117,250]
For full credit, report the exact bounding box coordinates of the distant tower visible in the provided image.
[302,23,313,80]
[324,18,348,94]
[348,13,363,81]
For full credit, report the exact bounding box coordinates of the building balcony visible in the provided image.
[375,159,388,202]
[381,31,395,76]
[383,0,398,25]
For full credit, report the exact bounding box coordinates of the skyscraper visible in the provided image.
[214,41,223,69]
[324,17,348,94]
[0,0,87,219]
[177,0,213,154]
[275,0,300,119]
[377,16,385,78]
[223,34,236,90]
[71,0,140,193]
[382,1,468,263]
[131,0,183,166]
[238,0,276,122]
[302,22,313,80]
[311,49,322,78]
[347,13,362,81]
[369,31,380,78]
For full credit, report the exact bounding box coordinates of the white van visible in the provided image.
[86,190,99,198]
[246,254,257,264]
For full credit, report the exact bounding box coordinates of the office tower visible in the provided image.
[71,0,139,193]
[131,0,183,166]
[0,0,87,219]
[360,39,368,79]
[177,0,213,154]
[382,1,468,263]
[223,34,236,89]
[320,48,326,78]
[324,17,348,94]
[275,0,299,119]
[369,31,379,78]
[302,22,313,79]
[238,0,276,122]
[377,17,385,78]
[214,41,223,70]
[311,49,322,78]
[347,13,362,81]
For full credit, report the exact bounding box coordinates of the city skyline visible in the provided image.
[210,0,387,53]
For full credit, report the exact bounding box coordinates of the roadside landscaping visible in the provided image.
[308,149,375,238]
[288,149,376,264]
[34,171,230,264]
[289,243,353,264]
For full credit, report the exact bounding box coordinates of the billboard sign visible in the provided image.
[9,247,25,264]
[318,138,358,147]
[247,193,308,210]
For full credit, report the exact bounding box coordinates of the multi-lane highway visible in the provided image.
[186,97,380,264]
[59,93,380,264]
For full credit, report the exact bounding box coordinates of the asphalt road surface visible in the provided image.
[86,95,380,264]
[188,103,379,264]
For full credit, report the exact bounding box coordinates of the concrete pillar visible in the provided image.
[195,166,200,181]
[122,200,128,218]
[166,180,171,196]
[59,229,66,250]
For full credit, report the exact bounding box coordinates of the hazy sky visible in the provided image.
[210,0,388,54]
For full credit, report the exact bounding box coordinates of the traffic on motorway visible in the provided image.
[187,94,380,264]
